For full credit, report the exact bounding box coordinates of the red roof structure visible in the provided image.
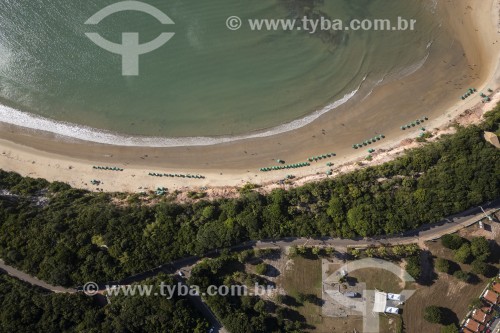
[462,328,475,333]
[464,318,485,332]
[483,290,499,305]
[472,309,490,324]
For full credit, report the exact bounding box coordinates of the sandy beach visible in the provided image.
[0,0,499,197]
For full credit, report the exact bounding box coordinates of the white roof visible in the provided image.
[373,291,388,313]
[385,307,400,314]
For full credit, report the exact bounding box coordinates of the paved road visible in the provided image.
[1,200,499,333]
[0,259,76,293]
[2,201,499,292]
[174,275,229,333]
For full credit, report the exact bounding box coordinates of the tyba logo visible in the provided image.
[85,1,175,76]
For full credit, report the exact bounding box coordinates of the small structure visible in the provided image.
[463,318,485,333]
[471,308,490,324]
[482,289,499,306]
[387,293,404,302]
[385,307,400,314]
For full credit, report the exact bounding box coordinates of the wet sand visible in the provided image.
[0,0,499,194]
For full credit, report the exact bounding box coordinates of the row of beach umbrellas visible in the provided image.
[308,153,336,162]
[352,134,385,149]
[480,92,492,103]
[149,172,205,179]
[93,166,124,171]
[400,117,428,130]
[260,162,310,172]
[461,88,476,100]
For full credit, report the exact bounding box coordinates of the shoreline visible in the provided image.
[0,0,499,196]
[0,85,361,148]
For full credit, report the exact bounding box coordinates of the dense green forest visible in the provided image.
[0,108,499,286]
[0,274,208,333]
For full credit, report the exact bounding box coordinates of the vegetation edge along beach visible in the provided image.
[0,105,498,287]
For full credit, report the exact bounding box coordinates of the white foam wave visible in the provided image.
[398,52,430,78]
[0,82,364,147]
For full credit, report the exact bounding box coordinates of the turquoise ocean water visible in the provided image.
[0,0,439,142]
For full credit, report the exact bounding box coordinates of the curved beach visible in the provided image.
[0,0,499,194]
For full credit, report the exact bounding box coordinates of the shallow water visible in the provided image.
[0,0,440,138]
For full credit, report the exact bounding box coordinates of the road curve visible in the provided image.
[1,200,499,293]
[0,200,498,333]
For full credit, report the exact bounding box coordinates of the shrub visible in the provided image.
[324,247,335,256]
[454,243,472,264]
[255,263,268,275]
[424,306,444,324]
[441,234,465,250]
[435,258,450,274]
[470,237,490,259]
[471,260,488,275]
[406,255,421,280]
[441,324,459,333]
[453,270,471,283]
